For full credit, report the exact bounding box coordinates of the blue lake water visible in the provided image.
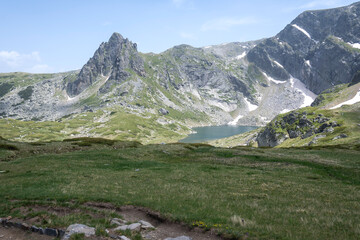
[179,125,258,143]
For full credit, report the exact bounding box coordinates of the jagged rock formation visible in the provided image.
[66,33,145,97]
[247,1,360,94]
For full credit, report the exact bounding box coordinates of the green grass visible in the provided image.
[0,140,359,240]
[0,72,55,87]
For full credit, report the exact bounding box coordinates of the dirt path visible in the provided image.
[0,227,54,240]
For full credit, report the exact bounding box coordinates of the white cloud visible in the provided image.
[201,17,258,31]
[0,51,52,73]
[28,64,53,73]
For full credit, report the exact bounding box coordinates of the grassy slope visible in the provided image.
[0,138,359,240]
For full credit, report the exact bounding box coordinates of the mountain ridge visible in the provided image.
[0,2,360,143]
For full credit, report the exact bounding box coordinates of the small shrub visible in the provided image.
[0,82,14,98]
[70,233,85,240]
[0,143,19,151]
[18,86,34,100]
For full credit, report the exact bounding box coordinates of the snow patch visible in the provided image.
[290,77,317,108]
[280,109,291,114]
[292,24,311,39]
[236,52,246,59]
[262,72,287,84]
[273,60,284,69]
[348,42,360,49]
[305,60,311,67]
[228,114,244,125]
[244,97,258,111]
[330,90,360,109]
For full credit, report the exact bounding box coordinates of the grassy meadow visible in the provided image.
[0,137,359,239]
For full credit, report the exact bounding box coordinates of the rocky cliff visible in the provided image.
[66,33,145,97]
[247,1,360,94]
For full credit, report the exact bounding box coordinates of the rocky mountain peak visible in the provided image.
[66,32,144,97]
[109,32,124,44]
[247,1,360,94]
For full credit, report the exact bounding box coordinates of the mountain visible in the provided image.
[247,1,360,94]
[0,2,360,143]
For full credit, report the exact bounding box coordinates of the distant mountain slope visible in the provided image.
[247,1,360,94]
[1,2,360,143]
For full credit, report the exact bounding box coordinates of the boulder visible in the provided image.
[165,236,192,240]
[44,228,58,237]
[111,218,127,226]
[114,223,141,232]
[302,129,314,139]
[288,130,301,139]
[333,133,348,140]
[62,224,95,240]
[139,220,155,229]
[159,108,169,115]
[119,236,131,240]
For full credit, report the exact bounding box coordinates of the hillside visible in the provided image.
[210,82,360,148]
[0,137,359,240]
[0,2,360,144]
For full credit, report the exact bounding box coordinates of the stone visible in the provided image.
[62,224,95,240]
[111,218,126,226]
[20,223,30,231]
[58,229,66,237]
[324,127,334,133]
[299,117,312,128]
[31,226,40,233]
[44,228,58,237]
[316,123,331,133]
[119,236,131,240]
[14,222,22,228]
[333,133,348,140]
[159,108,169,115]
[164,236,193,240]
[308,135,326,146]
[139,220,155,229]
[112,218,127,225]
[114,223,141,232]
[302,129,314,139]
[288,130,301,139]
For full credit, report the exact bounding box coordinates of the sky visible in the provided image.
[0,0,357,73]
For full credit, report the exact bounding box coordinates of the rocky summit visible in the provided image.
[247,1,360,94]
[0,2,360,143]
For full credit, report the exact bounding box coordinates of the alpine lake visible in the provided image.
[179,125,258,143]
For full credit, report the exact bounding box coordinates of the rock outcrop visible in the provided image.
[256,111,340,147]
[247,2,360,94]
[66,32,145,97]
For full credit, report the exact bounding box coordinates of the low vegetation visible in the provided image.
[0,137,359,240]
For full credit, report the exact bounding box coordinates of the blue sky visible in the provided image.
[0,0,357,73]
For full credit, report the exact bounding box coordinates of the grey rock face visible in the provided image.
[257,110,341,147]
[256,127,289,147]
[247,2,360,94]
[66,32,145,97]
